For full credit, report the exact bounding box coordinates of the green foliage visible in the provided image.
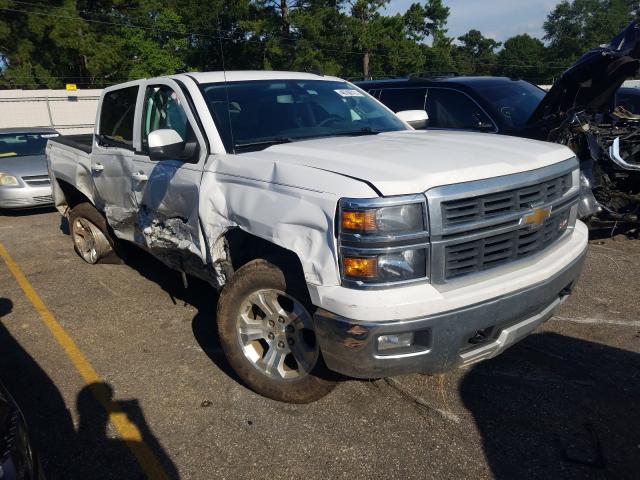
[453,29,501,75]
[0,0,638,89]
[543,0,636,64]
[495,34,547,82]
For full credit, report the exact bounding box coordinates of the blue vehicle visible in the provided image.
[358,22,640,230]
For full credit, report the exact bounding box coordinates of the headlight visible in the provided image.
[338,195,429,288]
[0,172,20,186]
[341,203,424,234]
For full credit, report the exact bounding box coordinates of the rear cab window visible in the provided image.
[98,86,139,149]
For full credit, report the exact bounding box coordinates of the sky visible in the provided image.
[384,0,562,42]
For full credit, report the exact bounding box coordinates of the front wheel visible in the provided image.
[217,259,336,403]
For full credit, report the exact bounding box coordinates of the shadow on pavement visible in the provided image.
[115,243,240,384]
[0,297,180,479]
[461,332,640,479]
[0,206,57,217]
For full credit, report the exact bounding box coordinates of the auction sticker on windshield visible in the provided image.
[335,89,364,97]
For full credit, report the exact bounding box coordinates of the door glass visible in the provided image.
[379,88,428,112]
[426,89,495,131]
[142,85,191,152]
[99,86,138,148]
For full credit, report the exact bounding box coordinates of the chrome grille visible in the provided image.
[444,210,570,279]
[441,173,571,228]
[426,159,580,284]
[22,175,51,186]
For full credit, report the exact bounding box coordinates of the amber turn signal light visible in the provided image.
[343,256,378,278]
[341,209,376,232]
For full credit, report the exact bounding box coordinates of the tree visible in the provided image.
[346,0,449,79]
[544,0,637,64]
[495,34,547,82]
[454,29,501,75]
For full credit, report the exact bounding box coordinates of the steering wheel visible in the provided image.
[318,115,342,127]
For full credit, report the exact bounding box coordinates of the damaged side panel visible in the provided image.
[92,147,139,242]
[46,141,95,213]
[200,156,378,287]
[129,158,209,279]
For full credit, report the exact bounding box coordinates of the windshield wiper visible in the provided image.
[330,127,385,137]
[296,127,386,141]
[234,137,295,152]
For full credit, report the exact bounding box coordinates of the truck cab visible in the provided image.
[47,71,588,403]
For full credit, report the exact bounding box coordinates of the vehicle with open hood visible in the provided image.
[359,22,640,231]
[46,71,587,403]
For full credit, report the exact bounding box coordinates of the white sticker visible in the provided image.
[334,89,364,97]
[40,134,60,138]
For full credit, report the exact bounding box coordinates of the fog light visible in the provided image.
[377,332,414,351]
[343,256,378,278]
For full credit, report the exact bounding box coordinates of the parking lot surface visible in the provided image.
[1,208,639,479]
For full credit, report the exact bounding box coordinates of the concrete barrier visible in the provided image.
[0,89,101,135]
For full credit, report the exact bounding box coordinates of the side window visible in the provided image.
[425,88,495,131]
[98,86,138,148]
[379,88,427,112]
[141,85,191,153]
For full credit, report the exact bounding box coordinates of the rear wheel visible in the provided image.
[217,259,336,403]
[69,203,116,264]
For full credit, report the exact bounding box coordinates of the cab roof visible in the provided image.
[174,70,343,84]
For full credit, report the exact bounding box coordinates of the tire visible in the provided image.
[69,202,118,264]
[217,259,336,403]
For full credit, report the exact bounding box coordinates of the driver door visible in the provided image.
[131,79,208,265]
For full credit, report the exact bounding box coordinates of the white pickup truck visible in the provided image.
[47,71,588,403]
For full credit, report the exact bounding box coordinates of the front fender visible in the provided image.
[199,158,378,286]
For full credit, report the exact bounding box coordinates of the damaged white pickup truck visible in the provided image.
[47,71,588,403]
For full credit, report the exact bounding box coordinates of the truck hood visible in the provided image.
[528,22,640,125]
[237,130,573,196]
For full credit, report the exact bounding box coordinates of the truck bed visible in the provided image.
[49,134,93,154]
[47,133,95,211]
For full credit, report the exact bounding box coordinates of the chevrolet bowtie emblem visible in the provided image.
[521,206,552,227]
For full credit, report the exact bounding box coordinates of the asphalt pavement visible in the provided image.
[1,208,639,479]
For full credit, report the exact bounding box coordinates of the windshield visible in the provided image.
[473,80,546,127]
[0,132,59,158]
[200,80,407,152]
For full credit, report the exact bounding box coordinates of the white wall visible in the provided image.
[0,89,101,135]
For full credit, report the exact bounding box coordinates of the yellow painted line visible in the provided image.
[0,242,169,480]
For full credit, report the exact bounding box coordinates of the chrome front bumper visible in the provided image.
[313,250,586,378]
[0,184,53,209]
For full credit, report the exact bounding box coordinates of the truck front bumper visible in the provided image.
[313,250,586,379]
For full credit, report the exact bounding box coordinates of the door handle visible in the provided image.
[92,163,104,173]
[132,172,148,182]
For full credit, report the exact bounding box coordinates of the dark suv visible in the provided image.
[356,76,548,138]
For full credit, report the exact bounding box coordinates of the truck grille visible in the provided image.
[426,159,580,283]
[441,173,571,228]
[444,210,570,279]
[22,175,51,186]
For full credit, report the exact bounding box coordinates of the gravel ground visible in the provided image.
[0,208,639,480]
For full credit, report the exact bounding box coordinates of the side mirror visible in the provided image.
[396,110,429,129]
[148,129,185,161]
